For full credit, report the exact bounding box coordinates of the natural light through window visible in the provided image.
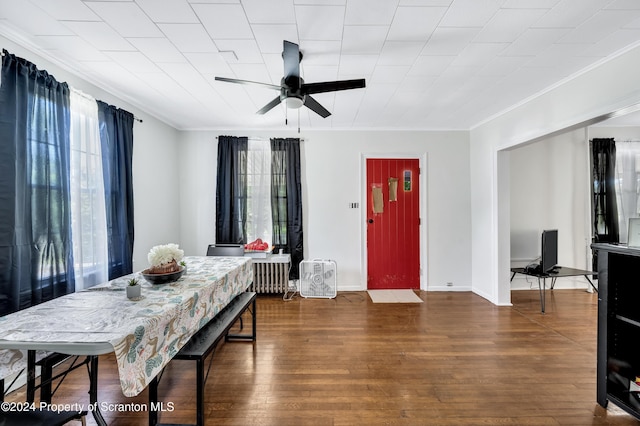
[69,89,108,290]
[246,139,272,244]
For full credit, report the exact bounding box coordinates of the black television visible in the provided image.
[541,229,558,273]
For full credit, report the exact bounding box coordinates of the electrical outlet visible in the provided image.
[446,282,453,287]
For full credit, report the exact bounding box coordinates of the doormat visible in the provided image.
[367,290,423,303]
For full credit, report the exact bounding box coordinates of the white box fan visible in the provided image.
[299,259,337,298]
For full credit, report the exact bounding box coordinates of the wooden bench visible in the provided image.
[149,291,257,426]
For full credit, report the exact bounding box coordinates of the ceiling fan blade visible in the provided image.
[215,76,281,91]
[303,95,331,118]
[256,96,283,115]
[302,79,366,95]
[282,40,300,79]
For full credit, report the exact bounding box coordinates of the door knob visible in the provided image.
[368,219,374,224]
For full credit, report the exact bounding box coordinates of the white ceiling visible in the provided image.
[2,0,640,131]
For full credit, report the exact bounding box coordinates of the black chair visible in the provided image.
[205,243,247,333]
[206,244,244,257]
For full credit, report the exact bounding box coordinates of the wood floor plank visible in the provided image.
[4,289,639,425]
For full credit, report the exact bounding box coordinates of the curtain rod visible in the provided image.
[70,88,141,123]
[2,50,142,123]
[215,136,304,141]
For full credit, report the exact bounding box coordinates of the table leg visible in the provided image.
[88,355,107,426]
[149,376,158,426]
[537,277,546,314]
[251,297,256,340]
[26,350,36,402]
[584,275,598,293]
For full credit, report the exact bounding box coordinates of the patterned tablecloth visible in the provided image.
[0,256,252,397]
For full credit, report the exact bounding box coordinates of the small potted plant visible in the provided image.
[126,278,141,299]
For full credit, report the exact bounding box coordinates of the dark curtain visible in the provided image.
[0,50,74,315]
[591,138,619,272]
[216,136,248,244]
[271,138,303,279]
[97,101,135,279]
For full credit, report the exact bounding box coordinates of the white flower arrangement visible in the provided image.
[147,243,184,267]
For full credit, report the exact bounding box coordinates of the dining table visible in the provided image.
[0,255,253,425]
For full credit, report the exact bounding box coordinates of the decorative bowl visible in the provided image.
[141,266,185,285]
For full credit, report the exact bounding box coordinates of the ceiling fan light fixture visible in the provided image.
[285,96,304,109]
[215,40,365,119]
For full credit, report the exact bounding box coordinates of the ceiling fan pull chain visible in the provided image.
[298,108,300,134]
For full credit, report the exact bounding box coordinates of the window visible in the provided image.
[0,51,134,315]
[216,136,303,278]
[29,128,67,283]
[614,141,640,243]
[246,139,273,244]
[69,89,108,290]
[26,89,109,289]
[26,90,72,294]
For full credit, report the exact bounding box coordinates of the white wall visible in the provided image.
[509,128,592,290]
[178,129,471,292]
[0,36,181,272]
[471,44,640,306]
[131,118,181,270]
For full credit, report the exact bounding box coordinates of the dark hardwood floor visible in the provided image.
[5,289,640,425]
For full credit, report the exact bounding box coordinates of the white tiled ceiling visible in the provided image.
[1,0,640,130]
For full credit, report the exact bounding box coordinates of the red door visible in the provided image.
[366,158,420,289]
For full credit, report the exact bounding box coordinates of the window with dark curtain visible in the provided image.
[215,136,303,280]
[216,136,248,244]
[0,51,136,315]
[271,138,303,279]
[97,101,135,279]
[0,50,75,315]
[591,137,619,272]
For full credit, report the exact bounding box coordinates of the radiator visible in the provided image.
[250,261,289,293]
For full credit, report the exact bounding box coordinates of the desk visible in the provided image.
[510,266,597,313]
[0,256,252,425]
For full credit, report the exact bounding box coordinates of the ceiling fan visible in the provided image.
[215,40,366,118]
